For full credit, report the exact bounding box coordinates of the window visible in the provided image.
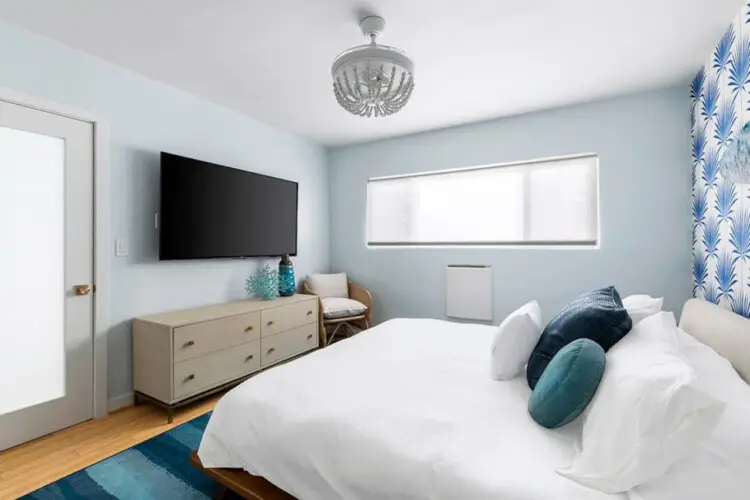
[366,154,599,247]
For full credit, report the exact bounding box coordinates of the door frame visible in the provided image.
[0,86,110,419]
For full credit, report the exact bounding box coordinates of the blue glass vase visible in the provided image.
[279,254,295,297]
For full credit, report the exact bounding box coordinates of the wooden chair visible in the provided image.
[303,279,372,346]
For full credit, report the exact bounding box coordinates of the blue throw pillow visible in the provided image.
[528,338,606,429]
[526,286,631,389]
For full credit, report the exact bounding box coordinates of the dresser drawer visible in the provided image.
[174,341,260,400]
[261,323,318,366]
[174,312,260,362]
[261,300,318,337]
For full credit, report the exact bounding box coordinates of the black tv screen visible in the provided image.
[159,152,298,260]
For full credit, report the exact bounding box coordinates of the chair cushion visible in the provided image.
[528,338,606,429]
[322,297,367,319]
[309,273,348,298]
[526,286,632,389]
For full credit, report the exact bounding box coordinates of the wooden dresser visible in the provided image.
[133,294,319,421]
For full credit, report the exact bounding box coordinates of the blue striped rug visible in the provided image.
[23,413,238,499]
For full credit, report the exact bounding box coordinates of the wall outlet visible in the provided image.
[115,238,129,257]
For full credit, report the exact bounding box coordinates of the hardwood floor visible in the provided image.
[0,396,220,499]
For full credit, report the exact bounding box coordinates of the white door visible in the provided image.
[0,99,94,451]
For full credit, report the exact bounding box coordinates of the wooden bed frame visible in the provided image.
[190,451,296,500]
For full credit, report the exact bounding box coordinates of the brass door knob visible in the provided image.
[184,340,195,347]
[73,284,91,296]
[267,347,275,355]
[185,374,195,382]
[307,310,313,316]
[307,334,313,340]
[245,325,254,332]
[267,320,274,326]
[245,354,254,362]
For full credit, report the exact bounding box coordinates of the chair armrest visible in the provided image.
[348,280,372,310]
[302,280,327,346]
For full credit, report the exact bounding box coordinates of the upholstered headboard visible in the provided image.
[679,299,750,384]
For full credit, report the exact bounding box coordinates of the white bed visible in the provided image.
[198,300,750,500]
[199,318,622,499]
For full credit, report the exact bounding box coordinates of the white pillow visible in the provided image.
[622,294,663,324]
[309,273,348,298]
[558,312,725,493]
[490,301,542,380]
[630,328,750,500]
[321,297,367,319]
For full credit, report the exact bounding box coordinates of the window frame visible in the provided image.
[366,153,600,249]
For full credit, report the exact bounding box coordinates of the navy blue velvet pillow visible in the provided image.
[526,286,631,389]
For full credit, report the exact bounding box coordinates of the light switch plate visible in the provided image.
[115,238,129,257]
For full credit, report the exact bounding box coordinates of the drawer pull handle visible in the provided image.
[184,374,195,382]
[307,310,313,316]
[267,320,274,326]
[245,325,254,332]
[267,347,276,355]
[307,334,313,340]
[184,340,195,347]
[245,354,254,362]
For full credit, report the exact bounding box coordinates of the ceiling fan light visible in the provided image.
[331,16,415,118]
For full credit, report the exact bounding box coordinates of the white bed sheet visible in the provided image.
[198,318,625,500]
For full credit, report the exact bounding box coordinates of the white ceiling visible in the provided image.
[0,0,742,145]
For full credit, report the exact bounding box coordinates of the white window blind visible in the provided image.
[366,154,599,246]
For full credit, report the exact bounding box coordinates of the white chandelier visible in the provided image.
[331,16,415,118]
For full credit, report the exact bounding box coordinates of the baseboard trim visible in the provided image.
[107,392,134,413]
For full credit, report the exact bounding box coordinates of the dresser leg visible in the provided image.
[167,407,174,424]
[133,392,141,406]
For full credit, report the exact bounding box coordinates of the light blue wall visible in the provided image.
[0,21,329,401]
[328,86,692,324]
[0,15,693,400]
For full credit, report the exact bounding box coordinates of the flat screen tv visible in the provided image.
[159,152,298,260]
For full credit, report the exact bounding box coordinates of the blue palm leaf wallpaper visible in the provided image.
[691,67,706,103]
[703,216,721,258]
[715,252,738,304]
[693,226,700,257]
[693,189,708,227]
[714,98,737,148]
[714,24,735,74]
[732,291,750,317]
[692,122,707,164]
[701,77,720,121]
[694,252,709,294]
[728,34,750,96]
[703,281,720,305]
[702,148,720,189]
[715,179,738,222]
[730,209,750,261]
[693,5,750,316]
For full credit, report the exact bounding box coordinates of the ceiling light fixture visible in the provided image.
[331,16,415,118]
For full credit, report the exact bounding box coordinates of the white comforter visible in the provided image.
[198,318,624,500]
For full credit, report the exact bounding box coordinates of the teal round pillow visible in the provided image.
[528,338,606,429]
